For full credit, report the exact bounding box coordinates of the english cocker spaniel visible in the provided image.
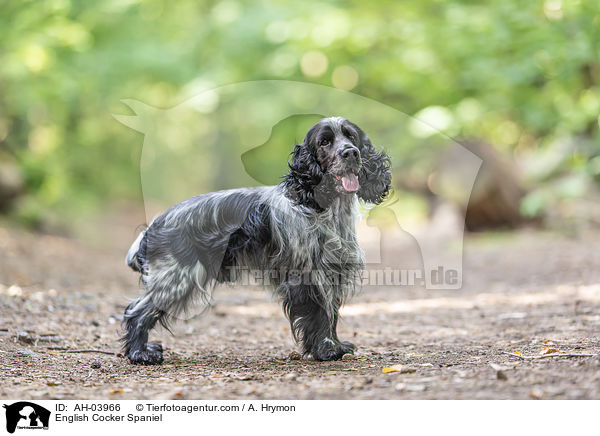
[122,116,392,364]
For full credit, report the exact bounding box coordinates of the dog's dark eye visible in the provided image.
[320,139,330,147]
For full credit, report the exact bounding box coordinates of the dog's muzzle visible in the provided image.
[334,145,361,193]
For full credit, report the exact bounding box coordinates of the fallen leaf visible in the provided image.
[529,389,543,399]
[512,351,522,356]
[541,347,559,354]
[109,388,123,394]
[288,352,301,360]
[382,365,416,374]
[382,365,403,374]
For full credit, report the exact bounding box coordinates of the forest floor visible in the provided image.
[1,209,600,400]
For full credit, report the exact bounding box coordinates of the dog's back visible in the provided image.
[125,187,271,277]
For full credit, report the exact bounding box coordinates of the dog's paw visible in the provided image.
[339,340,356,354]
[312,338,356,361]
[127,342,164,365]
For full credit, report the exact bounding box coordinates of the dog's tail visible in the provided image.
[125,229,147,272]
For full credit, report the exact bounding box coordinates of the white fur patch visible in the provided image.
[125,230,146,267]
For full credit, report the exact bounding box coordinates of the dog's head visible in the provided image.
[284,117,392,210]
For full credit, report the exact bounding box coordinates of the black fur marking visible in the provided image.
[357,146,392,204]
[218,202,272,282]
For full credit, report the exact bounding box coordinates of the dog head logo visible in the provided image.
[114,80,482,302]
[3,402,50,433]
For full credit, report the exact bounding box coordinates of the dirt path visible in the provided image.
[1,219,600,400]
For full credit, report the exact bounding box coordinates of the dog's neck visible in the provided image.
[319,194,357,217]
[282,178,358,214]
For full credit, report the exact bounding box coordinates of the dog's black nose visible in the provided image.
[340,145,359,160]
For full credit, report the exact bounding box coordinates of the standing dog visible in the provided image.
[123,117,392,364]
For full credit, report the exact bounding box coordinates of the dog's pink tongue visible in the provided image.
[342,174,359,192]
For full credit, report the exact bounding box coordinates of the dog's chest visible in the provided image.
[266,191,363,268]
[287,212,362,268]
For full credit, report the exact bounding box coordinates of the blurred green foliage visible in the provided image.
[0,0,598,226]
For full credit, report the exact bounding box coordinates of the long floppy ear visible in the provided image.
[283,139,325,210]
[358,135,392,204]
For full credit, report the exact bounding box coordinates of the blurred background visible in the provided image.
[2,2,600,401]
[0,0,599,242]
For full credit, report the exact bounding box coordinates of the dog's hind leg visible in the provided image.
[122,294,167,365]
[122,258,208,365]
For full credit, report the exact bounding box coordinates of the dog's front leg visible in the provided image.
[282,286,355,361]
